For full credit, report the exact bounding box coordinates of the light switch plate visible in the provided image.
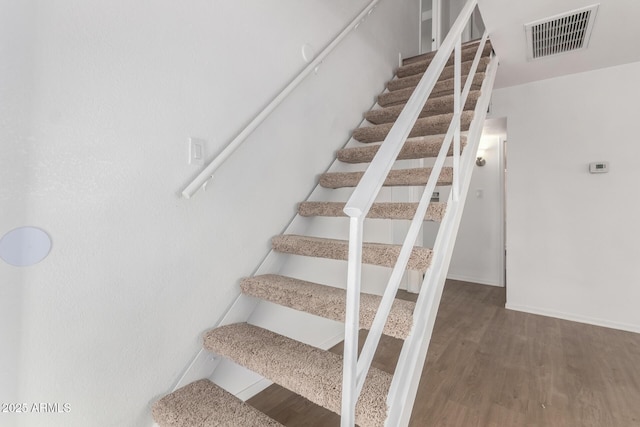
[189,137,206,166]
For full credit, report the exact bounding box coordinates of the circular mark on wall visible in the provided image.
[0,227,52,267]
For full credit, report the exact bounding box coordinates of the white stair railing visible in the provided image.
[386,52,498,427]
[340,0,498,425]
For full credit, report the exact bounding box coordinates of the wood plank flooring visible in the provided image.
[247,280,640,426]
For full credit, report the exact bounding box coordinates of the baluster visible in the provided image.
[453,36,462,202]
[341,216,364,427]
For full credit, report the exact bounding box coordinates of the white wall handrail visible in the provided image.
[339,0,492,425]
[181,0,382,199]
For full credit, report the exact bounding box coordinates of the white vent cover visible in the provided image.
[525,4,599,61]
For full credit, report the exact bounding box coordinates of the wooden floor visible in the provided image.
[247,280,640,426]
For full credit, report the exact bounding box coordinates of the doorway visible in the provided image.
[420,0,441,54]
[423,1,486,52]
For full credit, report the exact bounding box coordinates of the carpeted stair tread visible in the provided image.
[203,323,391,427]
[272,234,433,271]
[388,57,490,92]
[397,42,492,78]
[378,73,484,108]
[298,201,447,221]
[398,41,482,69]
[152,379,283,427]
[353,111,473,144]
[320,167,453,189]
[402,38,488,65]
[241,274,415,339]
[366,90,480,125]
[337,135,467,163]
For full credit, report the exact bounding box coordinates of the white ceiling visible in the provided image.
[478,0,640,88]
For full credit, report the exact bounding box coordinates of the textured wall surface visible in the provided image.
[0,0,36,415]
[0,1,418,426]
[492,61,640,333]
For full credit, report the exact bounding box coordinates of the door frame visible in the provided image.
[499,136,507,288]
[419,0,442,54]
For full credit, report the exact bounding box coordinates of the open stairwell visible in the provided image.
[153,35,496,427]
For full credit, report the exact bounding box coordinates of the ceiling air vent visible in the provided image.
[525,4,599,61]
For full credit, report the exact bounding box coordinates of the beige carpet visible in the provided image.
[319,166,454,189]
[241,274,415,339]
[203,323,391,427]
[298,201,447,221]
[401,37,489,66]
[388,57,490,92]
[377,74,484,108]
[396,41,492,78]
[272,234,433,271]
[366,90,479,125]
[337,135,466,163]
[352,111,473,143]
[152,379,283,427]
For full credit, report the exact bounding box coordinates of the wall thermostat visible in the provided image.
[589,162,609,174]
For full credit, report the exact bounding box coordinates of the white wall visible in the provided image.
[421,129,505,287]
[448,133,505,286]
[440,0,477,42]
[0,0,35,410]
[0,1,418,426]
[492,61,640,333]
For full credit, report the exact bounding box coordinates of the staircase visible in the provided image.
[152,35,497,426]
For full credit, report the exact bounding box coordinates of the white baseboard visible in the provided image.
[236,378,273,401]
[446,273,503,287]
[319,331,346,350]
[505,303,640,334]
